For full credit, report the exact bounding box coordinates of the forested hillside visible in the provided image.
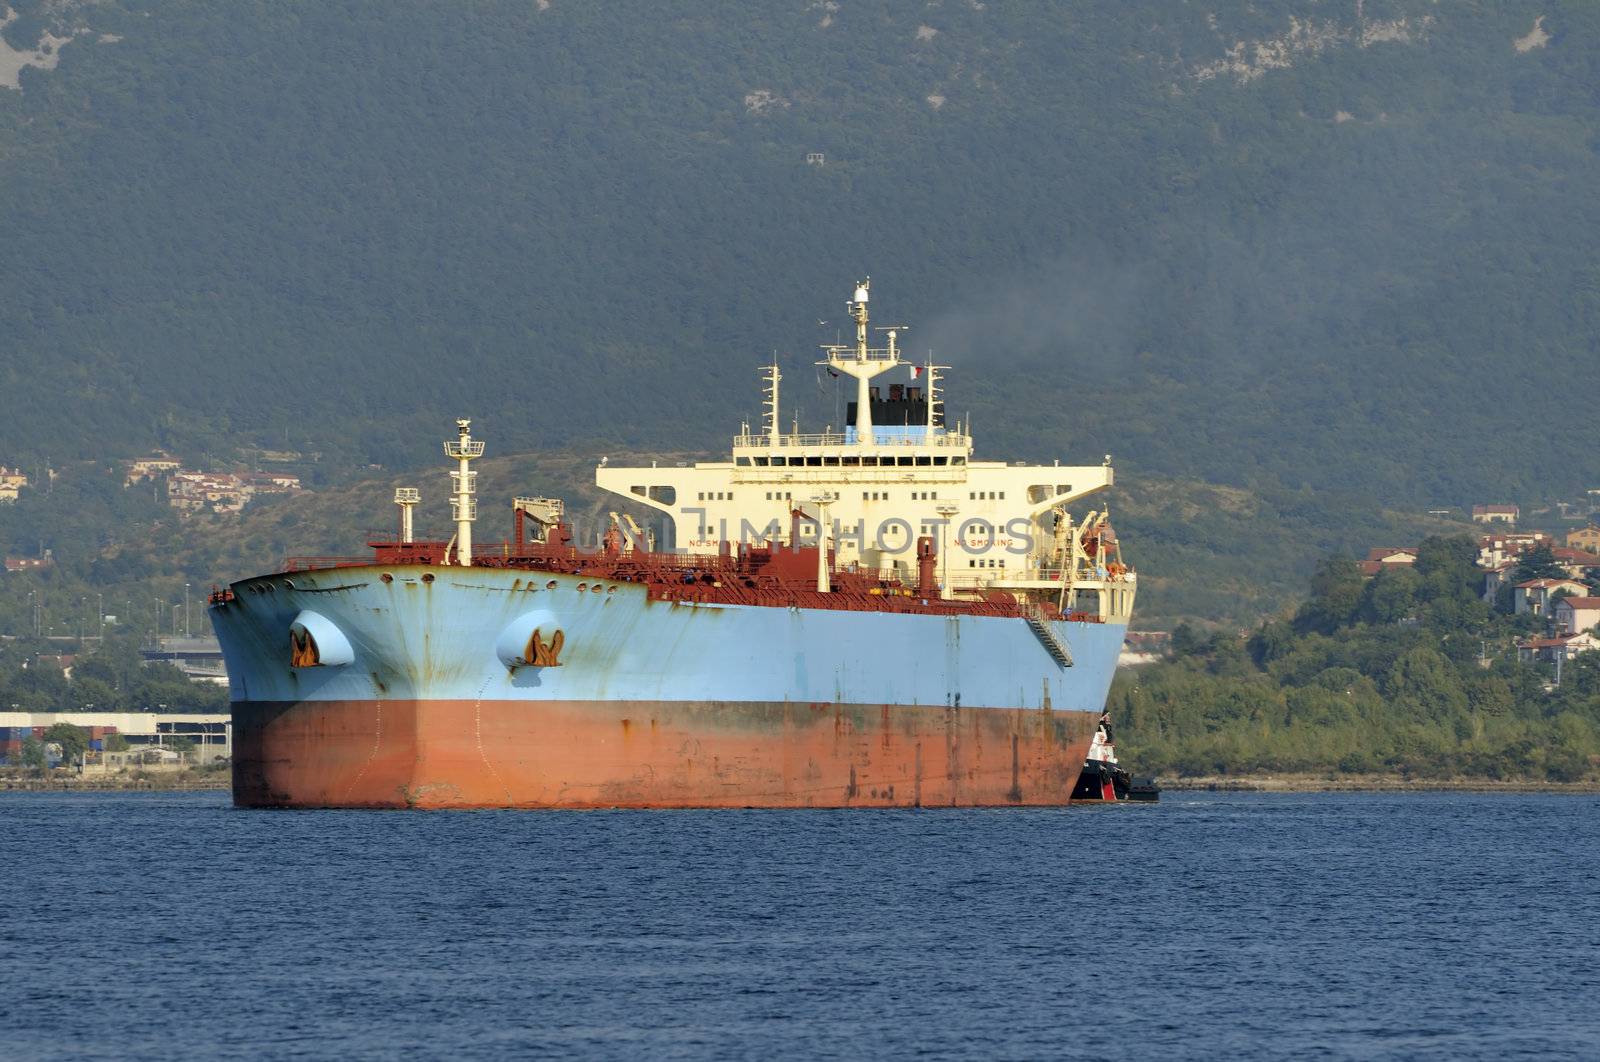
[1118,536,1600,783]
[2,0,1597,509]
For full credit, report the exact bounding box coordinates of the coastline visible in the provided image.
[1160,774,1600,794]
[0,772,231,793]
[5,771,1598,796]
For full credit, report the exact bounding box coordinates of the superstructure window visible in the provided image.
[824,456,840,466]
[934,456,948,466]
[916,456,931,466]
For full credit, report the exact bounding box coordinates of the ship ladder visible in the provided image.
[1026,612,1074,668]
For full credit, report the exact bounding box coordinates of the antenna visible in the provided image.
[393,487,420,544]
[817,278,902,446]
[762,360,782,445]
[443,419,485,566]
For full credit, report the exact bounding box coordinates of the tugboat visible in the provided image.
[1072,713,1159,802]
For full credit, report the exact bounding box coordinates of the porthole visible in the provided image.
[546,580,558,590]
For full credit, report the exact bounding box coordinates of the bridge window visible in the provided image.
[915,456,931,466]
[823,456,840,466]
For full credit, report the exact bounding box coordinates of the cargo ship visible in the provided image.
[210,280,1136,808]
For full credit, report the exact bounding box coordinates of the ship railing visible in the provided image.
[732,432,971,449]
[283,555,376,571]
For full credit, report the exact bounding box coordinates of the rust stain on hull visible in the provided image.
[232,699,1098,809]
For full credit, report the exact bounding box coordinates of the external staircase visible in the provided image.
[1025,610,1074,668]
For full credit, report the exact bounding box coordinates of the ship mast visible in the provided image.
[444,419,484,566]
[393,487,420,544]
[762,360,782,446]
[818,279,902,446]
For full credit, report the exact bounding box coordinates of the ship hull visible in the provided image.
[213,566,1127,809]
[232,696,1098,809]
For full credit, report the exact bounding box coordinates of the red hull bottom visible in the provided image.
[232,699,1099,809]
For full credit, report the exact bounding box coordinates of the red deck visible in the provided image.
[263,522,1105,623]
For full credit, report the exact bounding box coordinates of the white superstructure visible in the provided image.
[596,281,1135,621]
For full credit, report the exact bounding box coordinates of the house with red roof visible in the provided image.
[1517,631,1600,665]
[1549,547,1600,581]
[1553,597,1600,636]
[1472,504,1519,525]
[1476,531,1552,569]
[1359,547,1418,577]
[1513,578,1591,616]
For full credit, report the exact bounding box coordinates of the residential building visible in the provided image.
[1482,561,1517,603]
[123,453,182,485]
[1550,547,1600,581]
[1513,578,1592,616]
[1472,504,1519,525]
[167,468,303,514]
[1119,630,1172,667]
[1477,531,1552,569]
[168,471,250,513]
[1359,547,1418,577]
[1567,525,1600,554]
[1516,631,1600,665]
[0,466,28,503]
[3,554,54,574]
[1553,597,1600,636]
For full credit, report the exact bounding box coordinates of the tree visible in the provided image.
[1414,535,1478,601]
[20,735,46,768]
[1296,555,1362,633]
[1513,545,1566,584]
[43,723,89,765]
[1360,566,1422,625]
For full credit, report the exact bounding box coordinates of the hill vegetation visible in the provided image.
[1117,536,1600,783]
[0,0,1597,512]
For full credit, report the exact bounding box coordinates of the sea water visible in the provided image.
[1,791,1596,1060]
